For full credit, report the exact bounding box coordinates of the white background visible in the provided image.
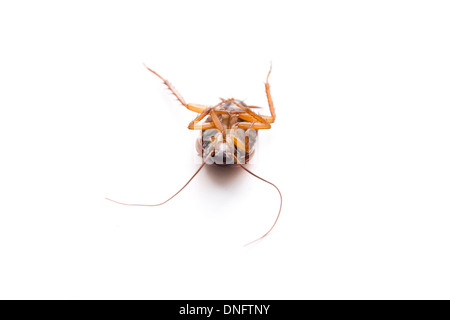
[1,1,449,299]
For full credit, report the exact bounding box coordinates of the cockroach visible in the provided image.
[106,64,282,246]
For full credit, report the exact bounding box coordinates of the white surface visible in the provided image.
[1,1,450,299]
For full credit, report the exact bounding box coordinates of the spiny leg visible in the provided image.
[188,107,212,130]
[228,119,256,152]
[236,113,273,123]
[231,64,276,124]
[187,107,236,130]
[143,64,208,113]
[231,101,267,124]
[231,121,256,164]
[232,121,271,130]
[235,64,276,123]
[243,122,256,164]
[185,103,208,113]
[228,114,249,153]
[187,107,237,130]
[209,109,225,137]
[264,63,276,123]
[188,122,216,130]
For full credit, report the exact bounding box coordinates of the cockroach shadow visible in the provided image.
[204,164,243,186]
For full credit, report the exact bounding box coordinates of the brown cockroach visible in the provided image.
[106,64,282,246]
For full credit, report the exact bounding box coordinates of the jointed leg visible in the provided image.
[234,64,276,124]
[210,109,225,135]
[186,103,208,113]
[189,123,216,130]
[231,101,267,124]
[187,108,230,131]
[144,64,208,113]
[264,63,276,123]
[233,121,271,130]
[238,113,273,123]
[188,107,212,129]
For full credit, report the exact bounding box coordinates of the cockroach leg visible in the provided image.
[247,106,263,109]
[230,64,276,124]
[187,107,212,130]
[230,133,246,153]
[229,113,239,127]
[210,109,225,136]
[239,113,274,123]
[143,64,208,113]
[264,62,276,123]
[188,122,216,130]
[233,121,271,130]
[231,101,267,124]
[186,103,208,113]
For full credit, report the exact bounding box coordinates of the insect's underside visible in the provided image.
[195,100,259,165]
[144,65,276,166]
[106,65,281,246]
